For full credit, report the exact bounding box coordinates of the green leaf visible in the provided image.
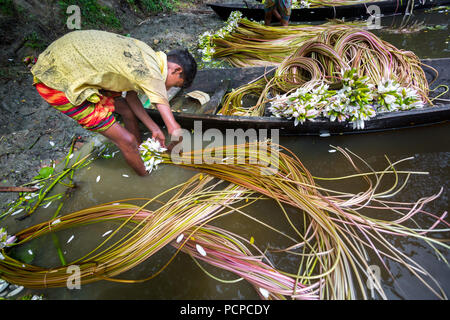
[38,167,54,179]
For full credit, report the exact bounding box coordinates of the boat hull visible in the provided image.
[145,58,450,136]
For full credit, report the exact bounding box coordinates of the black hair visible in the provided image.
[166,48,197,88]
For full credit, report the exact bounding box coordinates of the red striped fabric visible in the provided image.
[35,82,117,132]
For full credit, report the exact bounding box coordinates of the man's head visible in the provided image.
[165,49,197,90]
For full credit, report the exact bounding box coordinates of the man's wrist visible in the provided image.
[167,123,181,135]
[150,126,162,134]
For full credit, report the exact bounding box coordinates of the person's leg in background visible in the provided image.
[278,0,292,26]
[264,0,278,25]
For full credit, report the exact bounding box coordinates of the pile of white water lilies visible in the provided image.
[268,68,424,129]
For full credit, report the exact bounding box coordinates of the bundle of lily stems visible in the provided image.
[0,141,448,300]
[199,13,367,67]
[217,25,434,117]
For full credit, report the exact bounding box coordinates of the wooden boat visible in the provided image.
[145,58,450,136]
[208,0,450,22]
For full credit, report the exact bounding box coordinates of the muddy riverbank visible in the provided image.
[0,0,229,212]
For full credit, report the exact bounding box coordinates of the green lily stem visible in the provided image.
[17,167,73,220]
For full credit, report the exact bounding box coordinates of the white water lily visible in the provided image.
[352,119,365,130]
[292,0,311,9]
[0,228,16,249]
[375,79,423,113]
[198,11,243,62]
[384,94,396,105]
[269,69,425,129]
[6,285,24,298]
[0,280,8,292]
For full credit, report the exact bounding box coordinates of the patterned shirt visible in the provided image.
[31,30,169,106]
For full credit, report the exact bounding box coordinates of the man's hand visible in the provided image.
[155,103,183,151]
[168,124,182,141]
[124,91,167,147]
[152,127,166,148]
[167,124,183,152]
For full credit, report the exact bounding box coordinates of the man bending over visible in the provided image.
[31,30,197,176]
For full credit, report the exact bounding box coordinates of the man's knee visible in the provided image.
[102,123,138,149]
[121,130,139,149]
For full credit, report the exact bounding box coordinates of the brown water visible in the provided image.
[2,8,450,300]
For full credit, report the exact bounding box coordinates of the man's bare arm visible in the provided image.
[155,103,181,138]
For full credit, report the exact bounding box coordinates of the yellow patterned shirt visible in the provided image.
[31,30,169,106]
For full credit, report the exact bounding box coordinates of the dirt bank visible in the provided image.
[0,0,232,213]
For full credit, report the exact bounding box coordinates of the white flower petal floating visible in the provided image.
[43,201,52,209]
[49,141,55,147]
[122,174,129,178]
[51,219,61,225]
[328,149,337,153]
[139,138,167,173]
[96,175,101,183]
[259,287,270,299]
[176,234,184,243]
[102,230,113,237]
[10,208,24,216]
[67,235,75,244]
[196,244,207,256]
[27,249,33,255]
